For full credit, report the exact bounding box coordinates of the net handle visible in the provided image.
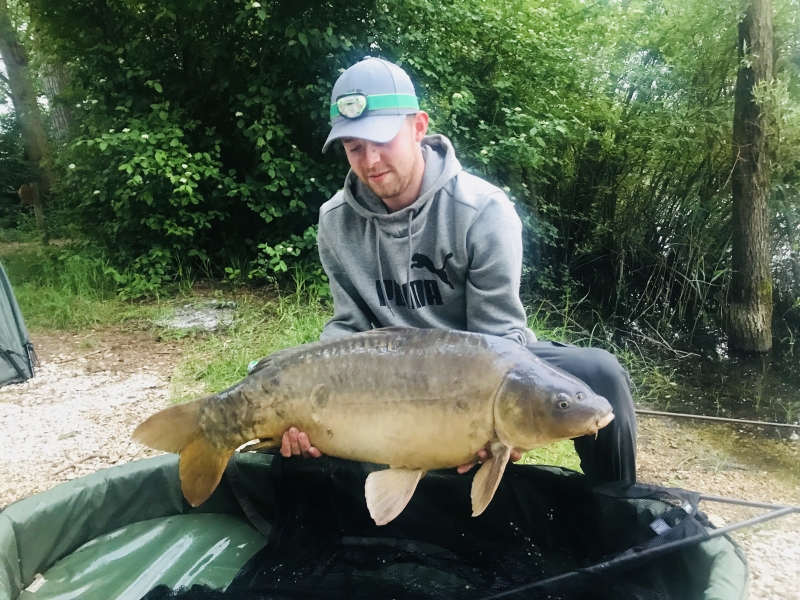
[479,503,798,600]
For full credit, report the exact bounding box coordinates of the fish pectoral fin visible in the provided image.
[471,442,512,517]
[365,467,425,526]
[179,437,234,507]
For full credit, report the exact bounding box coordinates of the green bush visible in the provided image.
[30,0,613,294]
[26,0,800,336]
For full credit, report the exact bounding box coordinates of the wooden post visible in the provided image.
[18,183,48,245]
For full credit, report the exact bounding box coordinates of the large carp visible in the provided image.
[133,327,614,525]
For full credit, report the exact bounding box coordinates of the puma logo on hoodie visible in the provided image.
[375,278,444,308]
[375,252,453,309]
[411,252,454,289]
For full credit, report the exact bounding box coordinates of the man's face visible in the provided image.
[341,112,428,204]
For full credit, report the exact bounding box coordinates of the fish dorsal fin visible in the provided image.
[471,441,512,517]
[365,467,425,526]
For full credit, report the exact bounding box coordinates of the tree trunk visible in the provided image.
[0,0,53,244]
[18,183,48,245]
[729,0,773,353]
[41,61,74,142]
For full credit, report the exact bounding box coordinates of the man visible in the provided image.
[281,57,636,483]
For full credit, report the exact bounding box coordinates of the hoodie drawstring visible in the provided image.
[406,210,414,310]
[374,212,416,317]
[374,218,395,317]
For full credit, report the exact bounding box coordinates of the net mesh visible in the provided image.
[142,455,739,600]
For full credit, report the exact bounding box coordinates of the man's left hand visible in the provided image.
[280,427,322,459]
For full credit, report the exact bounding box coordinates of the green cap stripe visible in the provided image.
[330,93,419,119]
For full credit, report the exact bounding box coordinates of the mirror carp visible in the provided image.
[133,327,614,525]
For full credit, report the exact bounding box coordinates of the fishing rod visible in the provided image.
[635,408,800,430]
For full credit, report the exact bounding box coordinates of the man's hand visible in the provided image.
[456,443,522,474]
[280,427,323,458]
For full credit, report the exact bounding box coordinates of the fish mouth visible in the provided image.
[597,411,615,429]
[582,411,615,437]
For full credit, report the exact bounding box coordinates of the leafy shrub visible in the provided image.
[26,0,800,337]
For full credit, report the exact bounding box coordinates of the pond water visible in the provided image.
[637,330,800,433]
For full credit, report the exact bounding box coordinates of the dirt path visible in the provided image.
[1,328,798,598]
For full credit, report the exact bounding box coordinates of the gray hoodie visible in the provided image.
[317,134,531,346]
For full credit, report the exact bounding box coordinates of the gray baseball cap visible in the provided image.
[322,57,420,152]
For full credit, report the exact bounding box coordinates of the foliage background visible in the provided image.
[0,110,36,230]
[2,0,799,338]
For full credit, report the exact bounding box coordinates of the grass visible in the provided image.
[527,296,679,407]
[522,295,685,471]
[519,441,582,472]
[170,284,332,402]
[2,245,167,330]
[0,228,39,244]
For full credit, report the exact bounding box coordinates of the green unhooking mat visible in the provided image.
[0,453,747,600]
[0,455,268,600]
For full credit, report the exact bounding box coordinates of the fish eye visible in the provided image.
[576,392,585,400]
[558,399,570,409]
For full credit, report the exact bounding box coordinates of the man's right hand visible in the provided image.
[456,444,522,474]
[280,427,323,459]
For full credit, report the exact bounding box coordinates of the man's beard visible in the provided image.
[364,167,414,202]
[363,148,422,203]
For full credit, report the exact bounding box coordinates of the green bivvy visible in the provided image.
[0,453,748,600]
[0,261,34,387]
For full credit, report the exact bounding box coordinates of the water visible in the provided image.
[635,329,800,431]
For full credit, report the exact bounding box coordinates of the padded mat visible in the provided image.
[16,513,266,600]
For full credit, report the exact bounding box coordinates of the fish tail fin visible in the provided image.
[132,396,232,506]
[132,398,206,453]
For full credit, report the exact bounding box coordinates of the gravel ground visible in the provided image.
[1,330,798,598]
[0,330,176,507]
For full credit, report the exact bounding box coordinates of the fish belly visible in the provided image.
[297,393,495,469]
[249,331,507,470]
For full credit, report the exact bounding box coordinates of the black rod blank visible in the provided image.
[479,500,798,600]
[635,408,800,429]
[699,494,800,511]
